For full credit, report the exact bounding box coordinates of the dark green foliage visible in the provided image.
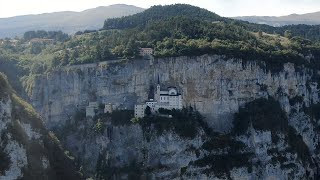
[43,134,84,180]
[281,163,296,170]
[3,3,320,92]
[96,151,142,180]
[144,106,151,116]
[0,75,83,179]
[289,96,304,106]
[98,103,105,110]
[3,4,320,77]
[194,153,253,178]
[268,148,290,167]
[103,4,224,30]
[95,110,134,126]
[93,119,106,134]
[271,155,288,166]
[103,5,320,73]
[284,30,292,39]
[0,57,26,96]
[110,110,134,125]
[0,73,10,99]
[158,108,170,114]
[232,97,313,168]
[287,127,312,166]
[52,110,86,142]
[202,134,246,152]
[30,42,45,54]
[23,30,70,42]
[140,108,208,139]
[74,111,86,121]
[242,22,320,41]
[104,4,320,43]
[233,98,288,134]
[0,147,10,175]
[259,84,268,91]
[102,5,320,73]
[195,132,251,177]
[303,103,320,121]
[75,30,98,35]
[180,166,187,176]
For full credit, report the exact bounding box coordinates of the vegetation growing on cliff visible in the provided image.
[10,93,83,179]
[23,30,70,42]
[303,103,320,121]
[103,4,224,29]
[0,73,83,179]
[2,4,320,83]
[287,127,312,166]
[194,153,253,178]
[96,150,143,180]
[233,98,289,134]
[140,107,209,139]
[94,110,134,127]
[0,73,11,99]
[0,146,10,175]
[232,97,313,168]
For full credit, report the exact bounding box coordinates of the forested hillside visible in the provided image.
[2,4,320,179]
[1,4,320,81]
[242,23,320,41]
[103,4,225,29]
[103,4,320,41]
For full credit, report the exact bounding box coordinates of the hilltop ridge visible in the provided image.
[234,11,320,26]
[0,4,144,38]
[103,4,225,29]
[2,4,320,76]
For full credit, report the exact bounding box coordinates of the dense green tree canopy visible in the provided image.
[103,4,225,30]
[23,30,70,42]
[2,4,320,78]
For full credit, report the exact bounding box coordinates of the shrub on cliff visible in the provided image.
[194,153,253,178]
[0,73,11,99]
[287,127,312,166]
[233,98,288,134]
[139,107,208,139]
[303,103,320,122]
[94,110,134,126]
[0,146,10,175]
[93,119,106,134]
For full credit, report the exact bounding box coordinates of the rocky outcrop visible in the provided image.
[26,55,320,179]
[56,109,317,179]
[0,74,82,180]
[29,55,318,132]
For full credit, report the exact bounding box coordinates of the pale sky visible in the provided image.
[0,0,319,18]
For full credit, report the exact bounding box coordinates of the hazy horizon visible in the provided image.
[0,0,319,18]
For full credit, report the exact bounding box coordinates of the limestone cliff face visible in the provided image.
[56,113,317,179]
[29,55,318,132]
[0,75,82,180]
[63,122,205,179]
[27,55,320,179]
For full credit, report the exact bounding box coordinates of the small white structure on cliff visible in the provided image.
[154,84,183,110]
[139,48,153,56]
[86,102,99,117]
[134,80,183,118]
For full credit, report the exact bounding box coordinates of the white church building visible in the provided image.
[134,81,183,118]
